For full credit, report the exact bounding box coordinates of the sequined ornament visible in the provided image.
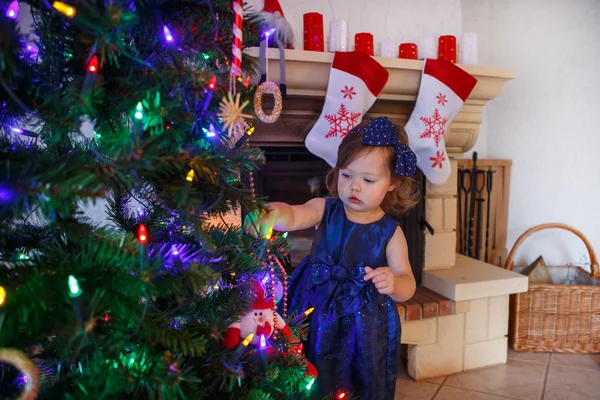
[218,91,252,137]
[254,81,282,123]
[0,348,40,399]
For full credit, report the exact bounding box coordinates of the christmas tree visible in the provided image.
[0,0,323,398]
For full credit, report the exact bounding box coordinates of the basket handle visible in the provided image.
[504,223,599,279]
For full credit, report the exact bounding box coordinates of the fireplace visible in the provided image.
[241,46,521,381]
[252,145,427,284]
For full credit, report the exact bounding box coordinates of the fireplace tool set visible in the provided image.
[457,152,495,262]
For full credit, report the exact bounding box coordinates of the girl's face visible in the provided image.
[337,149,396,215]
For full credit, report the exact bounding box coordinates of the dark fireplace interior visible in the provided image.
[252,146,427,284]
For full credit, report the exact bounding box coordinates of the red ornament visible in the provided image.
[438,35,457,63]
[354,33,374,57]
[87,55,98,73]
[399,43,418,60]
[303,13,324,51]
[138,224,148,244]
[208,75,217,90]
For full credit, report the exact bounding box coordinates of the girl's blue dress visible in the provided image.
[287,198,401,400]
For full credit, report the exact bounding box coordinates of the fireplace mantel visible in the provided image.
[246,48,516,156]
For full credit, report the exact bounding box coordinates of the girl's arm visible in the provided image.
[269,198,326,232]
[385,227,417,302]
[364,226,417,302]
[244,198,326,237]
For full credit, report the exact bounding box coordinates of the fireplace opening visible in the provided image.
[252,146,427,284]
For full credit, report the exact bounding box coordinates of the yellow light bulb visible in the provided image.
[0,286,6,306]
[246,127,255,136]
[241,333,254,346]
[304,307,314,316]
[186,169,194,182]
[265,227,273,240]
[52,1,76,17]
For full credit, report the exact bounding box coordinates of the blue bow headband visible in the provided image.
[351,117,417,177]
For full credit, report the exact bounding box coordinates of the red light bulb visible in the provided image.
[138,224,148,244]
[87,55,98,73]
[208,75,217,90]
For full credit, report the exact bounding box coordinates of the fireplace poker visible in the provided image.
[467,152,479,257]
[485,168,495,263]
[459,169,471,256]
[475,170,486,260]
[457,169,464,254]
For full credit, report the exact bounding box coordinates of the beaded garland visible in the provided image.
[253,81,282,124]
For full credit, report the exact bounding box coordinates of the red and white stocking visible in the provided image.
[405,59,477,185]
[305,52,389,167]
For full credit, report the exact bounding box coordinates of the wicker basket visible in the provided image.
[504,223,600,353]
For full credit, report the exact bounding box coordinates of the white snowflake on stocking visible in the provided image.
[430,151,446,168]
[419,109,448,147]
[324,104,361,139]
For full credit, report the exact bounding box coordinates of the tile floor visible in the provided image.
[395,347,600,400]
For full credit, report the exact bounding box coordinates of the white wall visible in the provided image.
[462,0,600,268]
[246,0,463,54]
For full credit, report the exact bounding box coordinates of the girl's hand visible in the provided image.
[364,266,395,295]
[243,208,276,239]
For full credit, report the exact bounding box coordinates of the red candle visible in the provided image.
[399,43,418,59]
[438,35,457,63]
[354,33,374,56]
[303,13,324,51]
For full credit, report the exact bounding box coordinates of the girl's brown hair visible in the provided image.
[325,121,420,217]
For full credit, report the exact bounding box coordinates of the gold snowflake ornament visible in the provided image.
[218,91,252,138]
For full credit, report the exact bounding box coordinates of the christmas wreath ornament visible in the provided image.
[254,81,283,124]
[0,348,40,400]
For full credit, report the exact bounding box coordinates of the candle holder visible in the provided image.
[460,32,478,64]
[380,39,396,58]
[438,35,457,63]
[418,36,436,59]
[303,13,324,51]
[329,19,347,52]
[355,32,374,56]
[399,43,418,59]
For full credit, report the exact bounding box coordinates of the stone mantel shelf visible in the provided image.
[246,47,516,104]
[245,48,516,155]
[422,255,528,302]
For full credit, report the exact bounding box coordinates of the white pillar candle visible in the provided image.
[329,19,347,52]
[460,32,478,64]
[418,36,436,59]
[380,39,396,58]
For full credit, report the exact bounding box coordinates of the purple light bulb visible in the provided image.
[259,334,267,349]
[6,0,19,20]
[163,26,174,43]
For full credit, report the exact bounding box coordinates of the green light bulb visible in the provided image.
[134,102,143,120]
[68,275,82,298]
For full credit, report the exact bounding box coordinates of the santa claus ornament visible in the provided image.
[221,280,318,380]
[222,280,283,347]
